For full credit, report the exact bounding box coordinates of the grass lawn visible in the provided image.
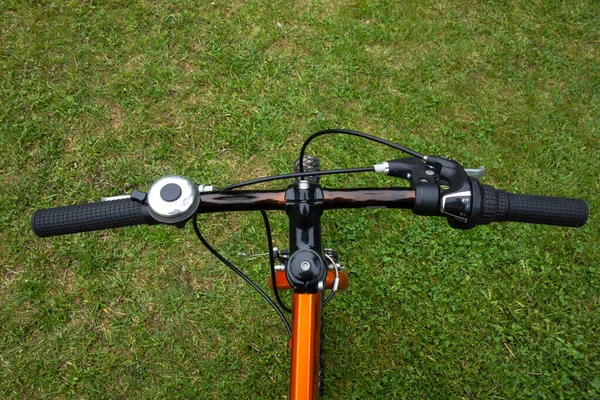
[1,0,598,398]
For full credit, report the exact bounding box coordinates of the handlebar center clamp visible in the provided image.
[285,249,327,293]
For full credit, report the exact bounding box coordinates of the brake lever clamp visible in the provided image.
[375,156,482,228]
[375,157,440,216]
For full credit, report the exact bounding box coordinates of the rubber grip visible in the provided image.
[479,185,588,227]
[31,199,156,237]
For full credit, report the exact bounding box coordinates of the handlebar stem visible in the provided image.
[284,182,327,294]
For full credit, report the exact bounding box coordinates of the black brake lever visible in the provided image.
[374,156,483,228]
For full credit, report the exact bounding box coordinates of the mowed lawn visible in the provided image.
[1,1,598,398]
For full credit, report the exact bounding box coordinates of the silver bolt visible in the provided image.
[425,170,435,176]
[298,180,310,190]
[274,264,286,271]
[300,261,311,271]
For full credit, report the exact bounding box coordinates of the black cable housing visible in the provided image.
[298,129,424,173]
[323,288,335,306]
[222,167,374,190]
[192,215,292,337]
[261,211,292,313]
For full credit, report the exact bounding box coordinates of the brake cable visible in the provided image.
[222,167,374,190]
[297,129,425,173]
[192,215,292,337]
[323,252,340,306]
[196,130,423,337]
[261,210,292,314]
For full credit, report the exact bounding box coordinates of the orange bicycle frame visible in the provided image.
[270,270,349,399]
[290,292,322,400]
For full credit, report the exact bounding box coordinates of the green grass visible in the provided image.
[1,0,599,398]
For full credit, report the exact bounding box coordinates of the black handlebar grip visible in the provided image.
[478,184,588,227]
[31,199,156,237]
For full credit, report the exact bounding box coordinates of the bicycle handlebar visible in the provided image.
[31,180,588,238]
[30,134,590,237]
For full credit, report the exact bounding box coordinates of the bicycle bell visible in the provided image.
[146,175,200,225]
